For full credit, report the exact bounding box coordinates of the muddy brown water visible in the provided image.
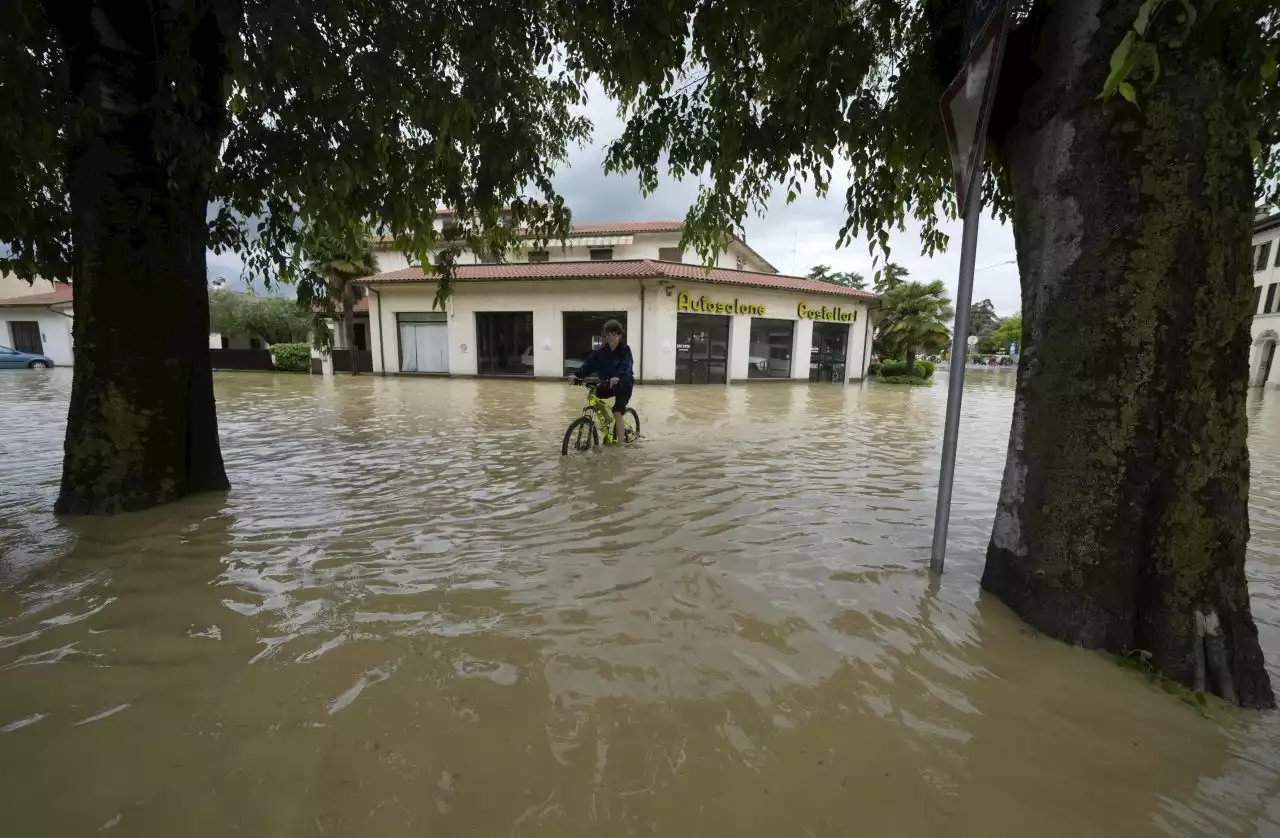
[1,370,1279,837]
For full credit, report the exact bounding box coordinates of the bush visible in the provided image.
[271,342,312,372]
[874,358,935,384]
[867,362,882,376]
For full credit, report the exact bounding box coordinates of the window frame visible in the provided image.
[589,248,613,261]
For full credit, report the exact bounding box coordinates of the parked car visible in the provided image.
[0,345,54,369]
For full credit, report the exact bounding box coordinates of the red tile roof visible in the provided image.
[0,284,73,307]
[359,260,878,300]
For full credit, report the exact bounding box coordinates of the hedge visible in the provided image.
[873,358,935,384]
[271,342,312,372]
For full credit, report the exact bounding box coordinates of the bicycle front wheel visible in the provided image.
[561,416,599,456]
[622,408,640,442]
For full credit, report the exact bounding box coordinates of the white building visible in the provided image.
[360,220,878,384]
[1251,208,1280,389]
[0,274,74,366]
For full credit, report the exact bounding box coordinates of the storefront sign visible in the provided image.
[677,291,764,316]
[797,302,856,322]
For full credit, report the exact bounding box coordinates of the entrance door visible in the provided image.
[809,322,849,382]
[675,314,730,384]
[8,321,43,355]
[476,312,534,375]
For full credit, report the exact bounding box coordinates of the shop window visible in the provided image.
[528,250,550,263]
[562,312,627,376]
[1257,242,1272,272]
[658,247,684,263]
[747,318,794,378]
[476,312,534,375]
[589,248,613,261]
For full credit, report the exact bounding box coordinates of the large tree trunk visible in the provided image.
[52,0,234,514]
[983,0,1273,707]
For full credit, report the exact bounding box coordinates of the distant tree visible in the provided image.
[807,264,867,289]
[969,299,1000,339]
[989,315,1024,355]
[877,280,954,372]
[208,291,310,345]
[874,262,909,294]
[299,225,379,376]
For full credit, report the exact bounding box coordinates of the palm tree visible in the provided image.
[304,233,378,375]
[873,262,910,294]
[877,279,954,372]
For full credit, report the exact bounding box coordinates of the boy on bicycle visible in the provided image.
[575,319,634,441]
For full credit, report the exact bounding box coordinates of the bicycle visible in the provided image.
[561,377,641,455]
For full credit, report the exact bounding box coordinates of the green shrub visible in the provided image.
[874,358,935,384]
[867,362,882,376]
[271,342,312,372]
[878,360,913,377]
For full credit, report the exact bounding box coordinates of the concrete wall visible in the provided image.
[368,278,872,383]
[372,232,773,276]
[0,307,73,365]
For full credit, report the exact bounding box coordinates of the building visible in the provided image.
[359,221,878,383]
[1252,208,1280,389]
[0,274,74,366]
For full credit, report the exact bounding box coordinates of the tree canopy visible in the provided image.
[877,279,954,366]
[1,0,591,293]
[989,314,1023,354]
[208,290,311,345]
[595,0,1278,269]
[806,264,867,289]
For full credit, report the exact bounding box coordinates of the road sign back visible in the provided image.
[941,0,1011,214]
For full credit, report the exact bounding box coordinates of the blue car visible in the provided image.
[0,345,54,369]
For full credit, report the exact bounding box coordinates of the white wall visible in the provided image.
[1250,220,1280,387]
[370,277,872,383]
[370,279,645,377]
[0,307,73,365]
[372,233,774,276]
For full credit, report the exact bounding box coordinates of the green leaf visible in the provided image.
[1118,82,1138,106]
[1100,31,1137,100]
[1133,0,1161,36]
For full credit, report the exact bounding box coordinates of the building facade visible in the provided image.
[360,222,877,383]
[0,275,73,366]
[1252,208,1280,389]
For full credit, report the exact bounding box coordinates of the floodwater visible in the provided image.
[1,370,1279,837]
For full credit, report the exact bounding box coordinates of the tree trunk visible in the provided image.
[52,0,234,514]
[984,0,1273,707]
[905,348,917,374]
[341,279,359,376]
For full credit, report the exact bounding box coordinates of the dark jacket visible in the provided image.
[579,342,634,382]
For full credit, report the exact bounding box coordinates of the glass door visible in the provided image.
[675,314,730,384]
[809,322,849,382]
[476,312,534,375]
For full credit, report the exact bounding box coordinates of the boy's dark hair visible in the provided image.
[602,319,624,336]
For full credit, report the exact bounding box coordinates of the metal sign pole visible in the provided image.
[929,171,984,575]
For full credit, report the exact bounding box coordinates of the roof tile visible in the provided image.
[0,284,73,307]
[359,260,877,299]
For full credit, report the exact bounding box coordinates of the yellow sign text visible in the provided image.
[797,302,856,323]
[677,291,764,316]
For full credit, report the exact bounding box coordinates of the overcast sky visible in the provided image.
[209,83,1023,316]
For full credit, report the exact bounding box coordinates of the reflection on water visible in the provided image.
[1,370,1278,836]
